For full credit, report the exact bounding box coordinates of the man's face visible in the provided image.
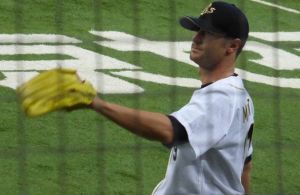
[190,30,228,70]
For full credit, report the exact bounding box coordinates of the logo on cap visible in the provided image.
[200,3,216,15]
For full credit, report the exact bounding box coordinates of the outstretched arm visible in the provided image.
[90,96,174,145]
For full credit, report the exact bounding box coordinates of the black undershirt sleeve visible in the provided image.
[164,115,188,148]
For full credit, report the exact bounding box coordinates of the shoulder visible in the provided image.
[194,76,244,101]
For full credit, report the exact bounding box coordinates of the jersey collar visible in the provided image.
[201,73,238,89]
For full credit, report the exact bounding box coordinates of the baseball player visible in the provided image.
[18,1,254,194]
[90,1,254,194]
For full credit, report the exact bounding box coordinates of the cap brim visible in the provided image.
[179,16,223,34]
[179,16,201,31]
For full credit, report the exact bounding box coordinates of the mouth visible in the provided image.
[191,47,202,53]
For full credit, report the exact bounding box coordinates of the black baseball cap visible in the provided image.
[180,1,249,42]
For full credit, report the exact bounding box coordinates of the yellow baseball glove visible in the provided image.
[16,68,97,117]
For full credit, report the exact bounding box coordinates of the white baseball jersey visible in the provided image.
[152,75,254,195]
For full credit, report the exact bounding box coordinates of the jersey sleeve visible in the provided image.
[170,88,235,159]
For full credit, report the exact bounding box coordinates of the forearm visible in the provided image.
[241,161,252,195]
[90,97,173,144]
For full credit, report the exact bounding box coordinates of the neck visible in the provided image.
[199,64,235,85]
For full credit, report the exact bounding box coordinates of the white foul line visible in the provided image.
[250,0,300,14]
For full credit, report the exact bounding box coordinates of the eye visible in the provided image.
[198,30,206,36]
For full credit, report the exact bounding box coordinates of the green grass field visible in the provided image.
[0,0,300,194]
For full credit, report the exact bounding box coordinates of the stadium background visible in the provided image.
[0,0,300,194]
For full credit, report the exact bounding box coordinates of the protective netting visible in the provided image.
[0,0,299,194]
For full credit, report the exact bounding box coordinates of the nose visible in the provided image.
[192,31,205,44]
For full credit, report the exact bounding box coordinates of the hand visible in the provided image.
[17,68,97,117]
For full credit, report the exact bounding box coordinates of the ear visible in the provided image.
[226,38,241,55]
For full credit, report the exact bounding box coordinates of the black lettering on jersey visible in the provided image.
[243,124,254,157]
[247,124,254,145]
[243,99,251,123]
[172,146,178,161]
[244,124,254,164]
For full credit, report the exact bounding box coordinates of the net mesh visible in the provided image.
[0,0,298,194]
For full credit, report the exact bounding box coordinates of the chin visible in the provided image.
[190,56,201,65]
[190,55,198,62]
